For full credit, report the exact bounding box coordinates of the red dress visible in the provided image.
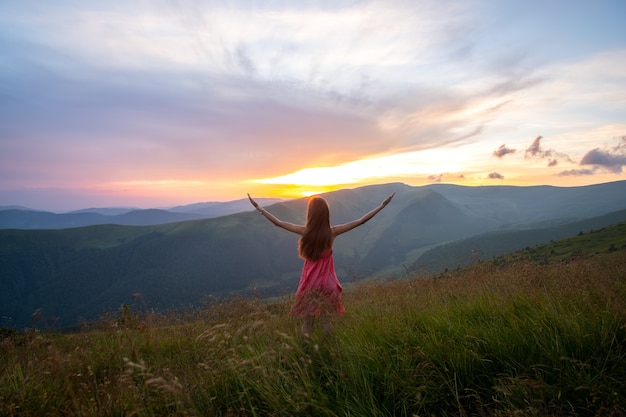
[290,250,346,317]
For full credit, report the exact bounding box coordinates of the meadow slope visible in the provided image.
[1,232,625,416]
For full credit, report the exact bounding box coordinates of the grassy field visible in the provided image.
[1,239,625,416]
[515,222,626,264]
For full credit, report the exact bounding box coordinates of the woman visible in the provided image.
[248,192,395,339]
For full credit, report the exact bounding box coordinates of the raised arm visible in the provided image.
[247,194,305,235]
[332,192,395,237]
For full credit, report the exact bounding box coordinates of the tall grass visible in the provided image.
[1,251,625,416]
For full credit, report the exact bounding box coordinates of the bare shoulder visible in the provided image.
[280,221,306,235]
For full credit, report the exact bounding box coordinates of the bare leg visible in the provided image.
[320,315,332,338]
[301,315,314,339]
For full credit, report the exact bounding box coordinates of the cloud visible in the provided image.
[492,144,516,158]
[0,52,392,184]
[524,136,573,166]
[580,148,626,173]
[557,136,626,176]
[488,172,504,180]
[0,1,506,190]
[524,136,546,158]
[234,44,257,75]
[557,168,596,177]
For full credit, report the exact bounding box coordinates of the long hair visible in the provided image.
[298,197,332,261]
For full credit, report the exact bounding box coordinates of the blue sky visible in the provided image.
[1,0,625,211]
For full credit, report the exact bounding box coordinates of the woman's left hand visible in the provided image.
[247,194,260,211]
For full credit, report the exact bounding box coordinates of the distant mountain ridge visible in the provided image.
[68,207,138,216]
[168,198,283,217]
[1,180,625,329]
[0,198,283,229]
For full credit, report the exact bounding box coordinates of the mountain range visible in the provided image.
[1,180,626,329]
[0,198,282,229]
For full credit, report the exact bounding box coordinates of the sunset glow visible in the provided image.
[253,148,466,187]
[1,1,625,211]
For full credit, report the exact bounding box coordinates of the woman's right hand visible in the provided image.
[382,192,395,207]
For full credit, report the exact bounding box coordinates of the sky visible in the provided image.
[1,0,625,212]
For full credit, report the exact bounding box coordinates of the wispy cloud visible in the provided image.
[493,144,516,158]
[556,168,596,177]
[524,136,574,167]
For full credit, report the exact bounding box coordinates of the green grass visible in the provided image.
[507,222,626,265]
[1,249,625,416]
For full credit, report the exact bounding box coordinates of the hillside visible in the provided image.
[1,239,624,416]
[1,181,626,329]
[415,209,626,273]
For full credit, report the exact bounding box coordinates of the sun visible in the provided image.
[301,190,323,197]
